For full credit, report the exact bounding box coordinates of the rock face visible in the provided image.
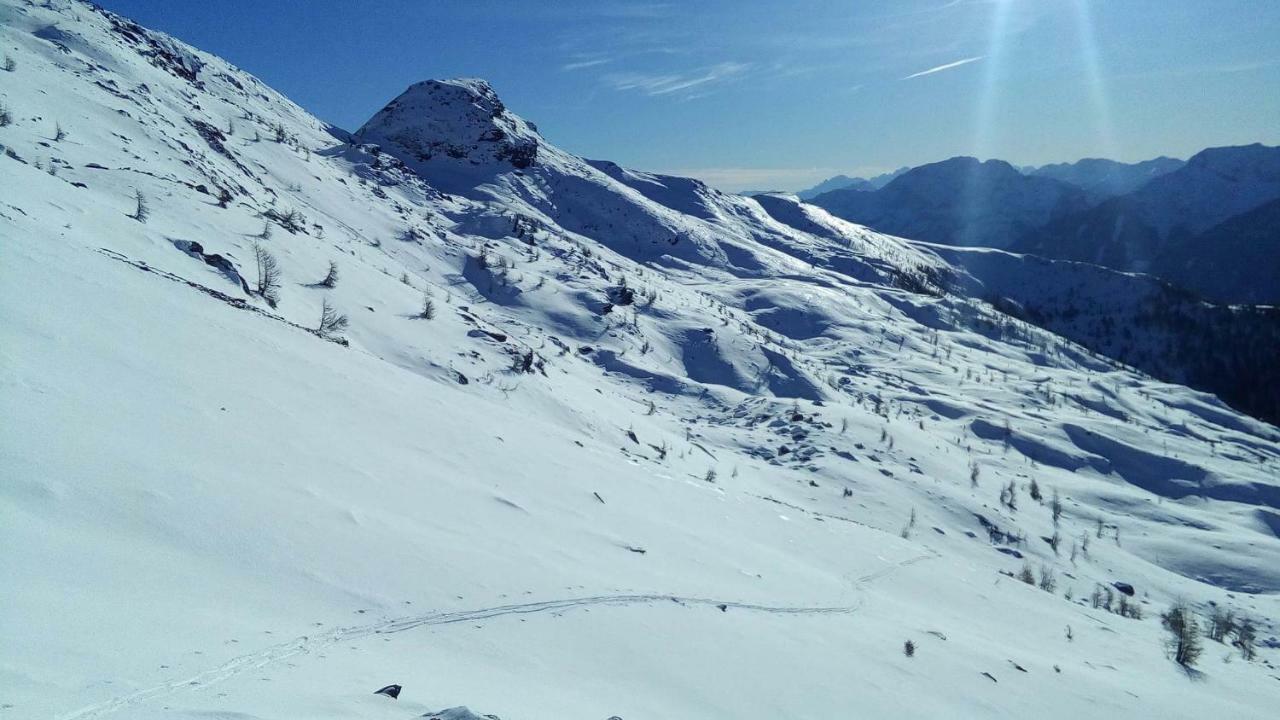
[353,79,541,191]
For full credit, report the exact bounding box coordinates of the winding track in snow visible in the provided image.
[57,550,936,719]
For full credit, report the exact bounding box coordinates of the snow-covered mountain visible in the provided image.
[1028,156,1184,203]
[1016,144,1280,302]
[1152,197,1280,305]
[804,156,1180,207]
[932,244,1280,423]
[809,156,1089,249]
[795,167,907,199]
[3,3,1280,720]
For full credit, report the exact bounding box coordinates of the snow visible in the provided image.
[2,2,1280,719]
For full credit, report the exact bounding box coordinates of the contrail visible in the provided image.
[904,55,984,80]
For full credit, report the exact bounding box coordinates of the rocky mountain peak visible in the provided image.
[353,78,542,186]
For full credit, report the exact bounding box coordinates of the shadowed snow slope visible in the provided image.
[2,2,1280,719]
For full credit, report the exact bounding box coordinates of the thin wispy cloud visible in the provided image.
[902,55,984,80]
[607,61,751,97]
[1114,57,1280,80]
[562,58,612,71]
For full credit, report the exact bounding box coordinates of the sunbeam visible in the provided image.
[958,0,1013,246]
[1071,0,1120,159]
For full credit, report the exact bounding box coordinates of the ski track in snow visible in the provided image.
[57,551,936,720]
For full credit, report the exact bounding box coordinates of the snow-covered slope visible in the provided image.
[3,3,1280,719]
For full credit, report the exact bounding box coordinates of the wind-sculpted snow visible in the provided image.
[2,2,1280,719]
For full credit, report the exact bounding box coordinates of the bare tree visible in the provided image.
[1038,565,1057,592]
[900,507,917,539]
[317,297,348,337]
[1161,602,1203,668]
[1050,488,1063,526]
[1208,607,1236,643]
[418,292,436,320]
[253,242,281,307]
[53,122,66,141]
[129,189,148,222]
[1235,617,1257,660]
[0,103,11,127]
[317,260,339,288]
[903,640,915,657]
[1001,479,1018,511]
[2,55,15,72]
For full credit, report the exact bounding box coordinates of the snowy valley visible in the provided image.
[2,2,1280,719]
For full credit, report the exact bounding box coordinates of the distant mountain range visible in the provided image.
[1028,156,1184,203]
[802,146,1280,304]
[806,157,1090,250]
[793,167,907,199]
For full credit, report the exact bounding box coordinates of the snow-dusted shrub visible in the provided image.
[607,276,635,306]
[1018,563,1036,585]
[1117,594,1143,620]
[512,349,535,374]
[264,207,305,234]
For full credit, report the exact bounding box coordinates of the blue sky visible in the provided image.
[97,0,1280,191]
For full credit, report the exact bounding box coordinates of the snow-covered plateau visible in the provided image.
[2,2,1279,718]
